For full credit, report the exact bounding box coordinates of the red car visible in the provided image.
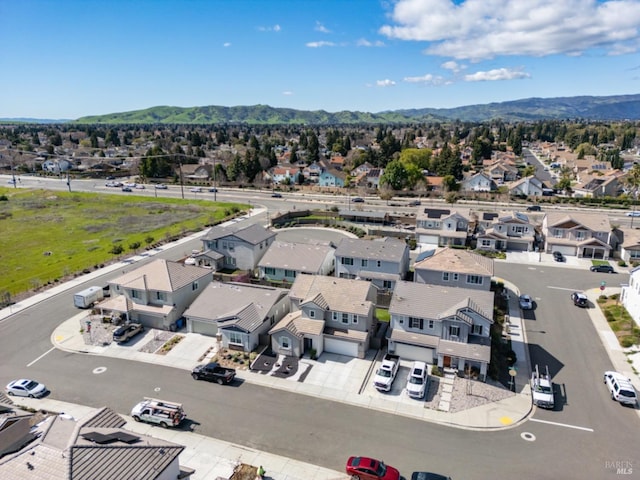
[346,456,400,480]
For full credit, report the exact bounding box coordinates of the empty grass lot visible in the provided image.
[0,187,248,300]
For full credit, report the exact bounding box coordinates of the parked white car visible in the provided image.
[6,379,47,398]
[405,361,428,399]
[190,187,203,193]
[604,371,638,406]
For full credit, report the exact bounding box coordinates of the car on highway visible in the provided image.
[408,199,422,206]
[154,184,168,189]
[271,192,283,198]
[6,379,47,398]
[121,186,133,192]
[571,291,588,307]
[209,187,218,192]
[105,176,115,180]
[135,184,145,189]
[113,323,144,343]
[526,205,542,211]
[604,371,638,406]
[346,456,400,480]
[190,187,203,193]
[519,294,533,310]
[626,211,640,217]
[552,251,565,262]
[590,264,614,273]
[351,197,365,203]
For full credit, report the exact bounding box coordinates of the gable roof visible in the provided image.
[184,282,288,332]
[258,241,335,273]
[335,237,407,262]
[414,247,494,276]
[544,211,610,232]
[202,223,276,245]
[289,275,373,316]
[110,259,211,292]
[269,310,325,337]
[390,280,494,321]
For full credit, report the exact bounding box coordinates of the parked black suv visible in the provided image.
[552,251,564,262]
[590,264,615,273]
[113,323,144,343]
[526,205,542,212]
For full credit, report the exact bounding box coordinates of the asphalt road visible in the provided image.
[2,176,640,478]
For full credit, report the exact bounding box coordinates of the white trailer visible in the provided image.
[73,286,104,309]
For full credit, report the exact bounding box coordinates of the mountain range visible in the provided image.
[5,94,640,125]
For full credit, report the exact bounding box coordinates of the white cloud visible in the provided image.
[441,60,464,73]
[464,67,531,82]
[379,0,640,60]
[282,91,294,96]
[376,79,396,87]
[315,21,331,33]
[403,73,447,85]
[223,42,231,48]
[356,38,385,47]
[306,41,336,48]
[258,24,281,32]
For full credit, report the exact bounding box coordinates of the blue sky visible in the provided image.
[2,0,640,119]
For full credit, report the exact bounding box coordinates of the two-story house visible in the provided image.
[334,237,410,291]
[415,207,471,247]
[507,176,545,197]
[460,172,497,192]
[388,280,494,380]
[485,161,518,184]
[572,173,621,198]
[103,259,213,330]
[318,165,346,187]
[183,282,289,350]
[413,247,494,291]
[543,212,612,259]
[199,223,276,270]
[476,211,538,252]
[258,241,336,283]
[269,166,302,185]
[269,275,377,359]
[620,266,640,328]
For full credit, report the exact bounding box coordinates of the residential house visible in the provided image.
[269,166,302,185]
[101,259,212,330]
[329,155,345,170]
[620,267,640,328]
[618,229,640,263]
[485,161,518,184]
[269,275,377,359]
[460,172,497,192]
[543,212,612,259]
[353,162,374,176]
[41,158,72,174]
[179,163,212,182]
[0,405,192,480]
[572,173,621,198]
[388,280,494,380]
[507,176,545,197]
[258,241,336,283]
[184,282,289,349]
[413,247,494,291]
[476,211,538,252]
[318,164,346,187]
[365,168,384,189]
[415,207,471,247]
[200,223,276,270]
[334,237,410,291]
[302,161,323,183]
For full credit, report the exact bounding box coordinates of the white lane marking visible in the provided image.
[529,418,594,432]
[27,346,56,367]
[548,286,578,292]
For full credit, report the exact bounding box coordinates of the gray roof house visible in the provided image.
[475,211,538,252]
[269,275,377,359]
[334,237,410,291]
[102,259,213,330]
[183,281,289,351]
[258,241,336,283]
[415,207,471,247]
[413,247,494,291]
[542,212,612,259]
[0,405,192,480]
[200,223,276,271]
[388,280,495,381]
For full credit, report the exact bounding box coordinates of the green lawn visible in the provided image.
[0,187,248,300]
[376,308,390,322]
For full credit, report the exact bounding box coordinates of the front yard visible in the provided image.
[598,294,640,348]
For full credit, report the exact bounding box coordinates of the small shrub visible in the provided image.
[431,365,443,377]
[604,310,616,322]
[618,260,627,267]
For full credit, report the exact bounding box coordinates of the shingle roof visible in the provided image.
[258,241,335,274]
[269,310,325,337]
[544,211,610,232]
[110,259,212,292]
[289,275,373,316]
[414,247,494,276]
[335,237,407,262]
[203,223,276,245]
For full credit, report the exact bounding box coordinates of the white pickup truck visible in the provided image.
[531,365,554,409]
[373,353,400,392]
[131,397,186,428]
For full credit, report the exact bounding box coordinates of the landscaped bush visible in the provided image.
[618,260,627,267]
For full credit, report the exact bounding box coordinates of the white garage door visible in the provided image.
[324,337,359,357]
[419,234,439,245]
[394,343,435,363]
[190,320,218,336]
[551,245,575,256]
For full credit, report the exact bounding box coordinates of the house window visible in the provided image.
[353,315,358,324]
[576,231,586,240]
[361,259,368,267]
[466,275,483,285]
[472,324,483,335]
[265,267,275,275]
[309,310,315,318]
[449,326,460,337]
[428,320,434,329]
[131,289,140,299]
[377,260,381,267]
[155,291,166,301]
[481,239,491,247]
[192,281,199,291]
[443,272,450,281]
[409,317,423,329]
[285,270,296,278]
[332,311,338,321]
[553,229,563,238]
[513,226,525,234]
[342,313,349,324]
[341,257,354,265]
[443,272,458,281]
[222,241,228,249]
[229,331,243,345]
[225,256,236,266]
[280,336,290,349]
[383,280,392,289]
